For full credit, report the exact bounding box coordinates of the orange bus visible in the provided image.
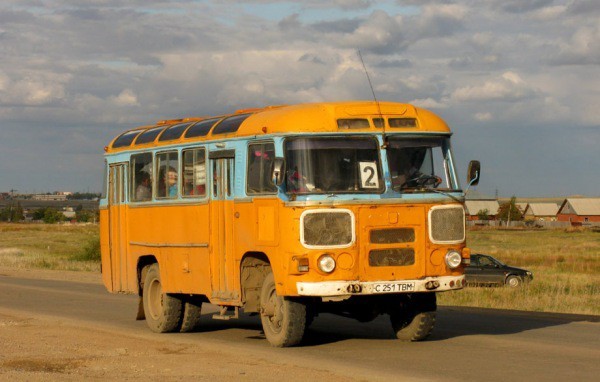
[100,101,480,347]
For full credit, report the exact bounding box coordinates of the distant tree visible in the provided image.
[42,208,65,224]
[477,209,490,221]
[32,208,45,221]
[75,210,92,223]
[0,203,24,222]
[12,202,24,222]
[497,196,523,222]
[67,192,101,200]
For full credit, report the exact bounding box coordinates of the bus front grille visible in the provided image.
[429,206,465,243]
[369,248,415,267]
[370,228,415,244]
[301,210,353,247]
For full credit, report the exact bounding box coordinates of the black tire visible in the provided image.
[180,297,203,333]
[506,275,522,288]
[390,293,436,341]
[260,271,306,347]
[142,264,183,333]
[391,311,436,341]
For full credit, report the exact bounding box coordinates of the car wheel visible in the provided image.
[506,275,522,288]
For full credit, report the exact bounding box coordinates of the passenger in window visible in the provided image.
[287,165,316,193]
[136,172,152,201]
[167,168,178,197]
[247,149,274,193]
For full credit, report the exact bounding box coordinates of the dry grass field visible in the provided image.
[438,227,600,315]
[0,223,99,272]
[0,223,598,315]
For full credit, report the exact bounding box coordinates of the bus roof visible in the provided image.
[105,101,451,153]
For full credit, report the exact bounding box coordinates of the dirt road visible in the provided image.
[1,267,599,381]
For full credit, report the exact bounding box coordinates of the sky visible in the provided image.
[0,0,598,197]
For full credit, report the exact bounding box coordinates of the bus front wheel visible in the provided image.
[390,293,436,341]
[259,271,306,347]
[142,263,183,333]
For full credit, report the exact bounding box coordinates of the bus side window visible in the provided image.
[131,153,153,202]
[247,142,276,194]
[156,151,179,199]
[182,148,207,197]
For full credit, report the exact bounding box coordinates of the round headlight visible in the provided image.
[445,250,462,269]
[318,254,336,273]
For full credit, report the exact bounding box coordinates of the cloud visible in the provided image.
[547,25,600,65]
[451,72,538,102]
[111,89,139,107]
[413,4,467,39]
[410,97,448,109]
[327,11,408,54]
[474,112,492,121]
[0,71,68,106]
[490,0,555,14]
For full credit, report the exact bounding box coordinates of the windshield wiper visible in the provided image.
[428,188,463,202]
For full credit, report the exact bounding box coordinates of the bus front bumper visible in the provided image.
[296,275,465,297]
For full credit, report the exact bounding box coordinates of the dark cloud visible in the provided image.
[496,0,555,13]
[298,54,326,65]
[567,0,600,16]
[377,58,413,68]
[310,18,363,34]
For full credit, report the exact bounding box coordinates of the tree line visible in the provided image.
[0,203,98,223]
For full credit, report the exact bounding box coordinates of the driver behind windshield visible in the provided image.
[388,139,445,190]
[390,147,427,189]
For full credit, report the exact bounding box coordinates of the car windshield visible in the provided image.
[284,137,383,194]
[490,256,506,266]
[387,136,458,192]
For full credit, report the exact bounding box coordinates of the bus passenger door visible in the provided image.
[107,163,129,292]
[209,152,236,300]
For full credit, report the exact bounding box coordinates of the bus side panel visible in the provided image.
[126,203,211,295]
[231,198,281,296]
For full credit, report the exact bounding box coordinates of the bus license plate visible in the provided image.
[371,282,416,293]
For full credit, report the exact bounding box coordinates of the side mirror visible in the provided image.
[271,157,285,186]
[467,160,481,186]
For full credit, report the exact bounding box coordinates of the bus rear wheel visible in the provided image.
[180,297,203,333]
[259,271,306,347]
[143,263,183,333]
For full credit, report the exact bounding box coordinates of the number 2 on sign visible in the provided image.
[359,162,379,189]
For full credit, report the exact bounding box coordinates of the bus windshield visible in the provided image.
[285,137,383,194]
[387,136,458,192]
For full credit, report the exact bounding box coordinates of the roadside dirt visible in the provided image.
[0,267,362,382]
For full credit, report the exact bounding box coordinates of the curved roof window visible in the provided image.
[135,126,166,145]
[389,118,417,128]
[337,119,370,129]
[112,130,143,148]
[185,118,221,138]
[211,114,251,135]
[158,122,193,142]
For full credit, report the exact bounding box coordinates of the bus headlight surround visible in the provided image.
[445,250,462,269]
[318,254,336,273]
